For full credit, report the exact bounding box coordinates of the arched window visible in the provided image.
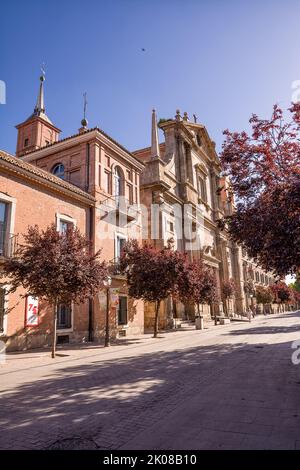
[113,166,124,199]
[52,163,65,180]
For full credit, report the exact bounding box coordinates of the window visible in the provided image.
[52,163,65,180]
[59,219,74,234]
[169,221,174,232]
[114,166,124,199]
[0,287,5,333]
[103,171,111,194]
[198,176,207,203]
[24,138,29,147]
[0,201,8,256]
[56,213,76,234]
[116,235,126,260]
[127,184,133,204]
[118,296,128,325]
[57,303,72,329]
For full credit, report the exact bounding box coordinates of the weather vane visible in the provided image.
[41,62,46,80]
[83,92,87,120]
[81,92,88,128]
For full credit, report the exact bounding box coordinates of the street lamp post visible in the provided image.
[103,276,112,347]
[250,293,254,316]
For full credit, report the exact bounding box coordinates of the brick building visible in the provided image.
[0,149,94,350]
[0,75,277,350]
[1,74,145,351]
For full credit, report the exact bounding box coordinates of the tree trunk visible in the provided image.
[173,297,177,329]
[153,300,161,338]
[224,298,228,317]
[197,303,204,330]
[51,301,58,359]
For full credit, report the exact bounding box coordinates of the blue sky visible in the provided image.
[1,0,300,155]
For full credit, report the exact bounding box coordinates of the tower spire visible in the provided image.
[151,108,160,159]
[34,64,46,115]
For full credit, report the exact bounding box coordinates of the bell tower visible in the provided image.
[16,69,61,157]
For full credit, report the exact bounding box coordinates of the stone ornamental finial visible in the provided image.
[151,108,160,159]
[175,109,181,122]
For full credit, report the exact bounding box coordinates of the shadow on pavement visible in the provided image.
[1,318,300,450]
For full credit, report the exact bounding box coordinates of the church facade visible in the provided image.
[133,110,276,329]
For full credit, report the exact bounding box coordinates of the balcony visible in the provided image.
[98,195,139,224]
[107,257,125,277]
[0,231,18,259]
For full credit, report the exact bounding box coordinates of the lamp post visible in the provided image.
[103,276,112,347]
[250,293,254,316]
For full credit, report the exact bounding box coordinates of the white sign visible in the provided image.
[25,296,39,327]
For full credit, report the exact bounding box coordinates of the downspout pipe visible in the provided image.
[86,142,94,342]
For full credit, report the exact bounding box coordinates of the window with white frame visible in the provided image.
[56,214,76,234]
[59,219,74,234]
[115,234,127,260]
[0,194,16,258]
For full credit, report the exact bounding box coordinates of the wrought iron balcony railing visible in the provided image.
[0,231,18,258]
[108,257,125,276]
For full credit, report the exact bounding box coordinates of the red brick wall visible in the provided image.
[0,171,90,351]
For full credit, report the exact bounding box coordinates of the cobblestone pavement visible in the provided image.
[1,312,300,450]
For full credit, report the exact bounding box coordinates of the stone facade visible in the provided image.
[133,110,276,329]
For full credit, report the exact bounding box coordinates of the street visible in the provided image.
[1,311,300,450]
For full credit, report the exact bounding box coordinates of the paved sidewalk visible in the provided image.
[1,312,300,450]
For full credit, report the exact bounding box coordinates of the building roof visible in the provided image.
[20,126,145,169]
[0,149,95,205]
